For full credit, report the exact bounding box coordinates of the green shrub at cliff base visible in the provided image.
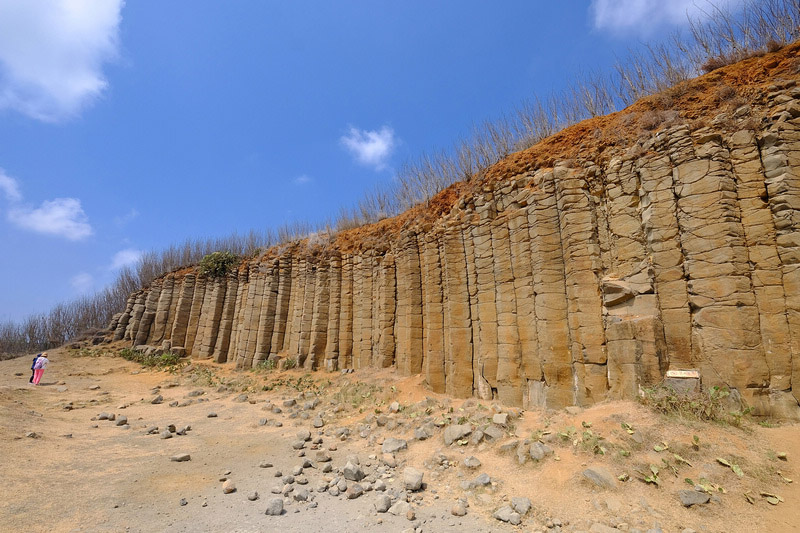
[119,347,183,369]
[198,251,240,278]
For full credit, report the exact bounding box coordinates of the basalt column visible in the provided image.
[491,197,523,406]
[269,256,292,356]
[375,252,397,369]
[669,127,769,401]
[324,254,342,371]
[214,271,240,363]
[470,199,499,400]
[421,231,446,393]
[307,261,330,370]
[395,235,423,376]
[760,103,800,406]
[169,274,196,349]
[554,164,608,405]
[506,180,544,407]
[528,170,573,407]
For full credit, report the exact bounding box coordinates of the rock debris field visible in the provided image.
[1,345,799,533]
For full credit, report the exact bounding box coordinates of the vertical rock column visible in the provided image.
[169,274,196,349]
[375,252,397,368]
[729,130,793,407]
[528,170,574,407]
[470,198,499,400]
[760,109,800,405]
[603,156,664,399]
[183,277,207,356]
[286,257,307,360]
[125,293,146,342]
[297,260,317,366]
[356,253,375,369]
[638,148,693,368]
[214,271,240,363]
[671,129,768,397]
[194,277,227,359]
[149,275,175,345]
[252,262,278,367]
[394,235,423,375]
[421,231,446,393]
[554,164,608,405]
[113,296,135,341]
[338,254,355,369]
[308,261,330,370]
[506,181,544,407]
[233,264,262,367]
[227,267,248,362]
[324,255,342,370]
[269,256,292,356]
[134,280,161,346]
[442,219,474,398]
[491,192,523,406]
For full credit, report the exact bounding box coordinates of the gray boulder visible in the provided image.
[511,497,532,515]
[382,437,408,454]
[404,467,424,491]
[375,494,392,513]
[678,490,711,507]
[343,461,365,481]
[493,506,521,525]
[264,497,283,516]
[582,467,617,490]
[443,424,472,445]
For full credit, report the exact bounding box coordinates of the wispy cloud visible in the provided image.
[293,174,312,185]
[8,198,93,240]
[340,125,396,171]
[70,272,94,293]
[0,0,124,122]
[113,208,139,227]
[590,0,743,35]
[109,248,142,270]
[0,169,22,202]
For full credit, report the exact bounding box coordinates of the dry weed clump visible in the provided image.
[641,383,752,427]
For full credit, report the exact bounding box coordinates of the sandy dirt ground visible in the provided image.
[1,345,798,533]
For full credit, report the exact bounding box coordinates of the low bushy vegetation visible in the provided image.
[1,0,797,357]
[198,251,240,278]
[119,347,183,369]
[641,383,752,427]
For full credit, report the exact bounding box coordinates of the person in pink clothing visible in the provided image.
[32,352,49,385]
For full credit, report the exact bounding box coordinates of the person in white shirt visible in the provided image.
[32,352,49,385]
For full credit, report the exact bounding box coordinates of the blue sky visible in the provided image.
[0,0,743,322]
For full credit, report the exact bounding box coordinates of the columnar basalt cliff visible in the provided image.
[110,49,800,418]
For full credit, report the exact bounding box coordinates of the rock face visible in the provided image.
[113,74,800,418]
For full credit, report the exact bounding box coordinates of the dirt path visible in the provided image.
[1,346,798,533]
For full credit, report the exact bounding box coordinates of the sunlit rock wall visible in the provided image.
[114,82,800,418]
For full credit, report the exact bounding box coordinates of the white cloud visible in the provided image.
[70,272,94,293]
[293,174,312,185]
[113,208,139,226]
[0,0,124,121]
[8,197,93,240]
[0,169,21,202]
[590,0,743,35]
[109,248,142,270]
[341,125,396,171]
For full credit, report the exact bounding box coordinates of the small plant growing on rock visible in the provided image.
[198,251,240,278]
